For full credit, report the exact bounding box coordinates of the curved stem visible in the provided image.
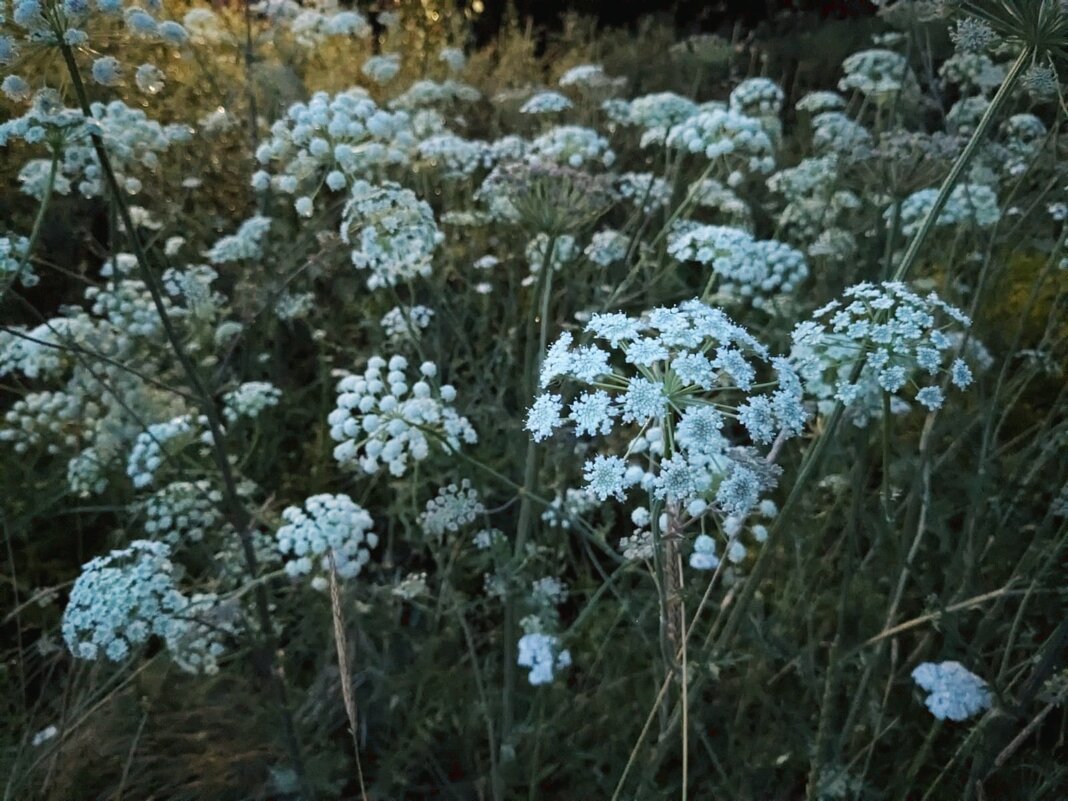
[891,47,1031,283]
[54,41,314,799]
[1,150,59,301]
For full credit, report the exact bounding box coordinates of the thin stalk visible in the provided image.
[1,150,58,301]
[891,48,1031,283]
[54,40,313,799]
[502,238,557,747]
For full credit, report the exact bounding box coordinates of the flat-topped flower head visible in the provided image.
[419,479,484,538]
[894,183,1000,237]
[528,299,805,513]
[614,92,698,147]
[253,88,413,201]
[141,480,225,545]
[912,661,992,721]
[276,493,377,591]
[520,91,573,115]
[223,382,281,423]
[791,281,974,425]
[666,107,776,175]
[669,223,808,309]
[839,49,916,100]
[529,125,615,169]
[62,540,228,673]
[340,180,443,289]
[328,355,477,478]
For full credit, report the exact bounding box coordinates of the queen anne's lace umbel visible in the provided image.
[790,282,974,424]
[62,540,228,673]
[275,493,378,591]
[340,180,443,289]
[328,355,477,477]
[527,300,806,515]
[911,661,992,721]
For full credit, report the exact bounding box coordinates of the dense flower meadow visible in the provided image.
[1,0,1066,799]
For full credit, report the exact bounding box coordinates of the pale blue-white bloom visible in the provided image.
[91,57,122,87]
[329,355,477,477]
[419,480,484,538]
[62,540,228,673]
[790,282,973,426]
[517,632,571,685]
[690,534,719,570]
[520,91,573,114]
[912,661,992,721]
[276,494,377,591]
[531,300,804,512]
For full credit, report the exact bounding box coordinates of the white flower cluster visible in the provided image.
[5,0,189,53]
[939,53,1005,96]
[328,355,477,477]
[558,63,624,95]
[18,99,190,200]
[911,661,992,721]
[791,281,974,424]
[795,91,846,115]
[85,277,176,339]
[182,7,233,45]
[894,183,1001,237]
[689,178,750,221]
[729,77,784,118]
[380,305,434,342]
[141,480,225,545]
[416,134,488,179]
[810,112,872,157]
[252,89,413,201]
[389,79,481,110]
[1000,113,1047,175]
[520,91,573,115]
[419,479,485,538]
[223,382,281,423]
[205,216,272,264]
[668,224,808,308]
[275,291,315,322]
[62,540,228,674]
[540,487,597,528]
[67,447,110,496]
[0,323,73,380]
[612,92,697,147]
[767,156,860,253]
[340,180,443,289]
[126,415,209,489]
[0,234,33,287]
[839,49,915,100]
[0,390,84,454]
[666,107,775,174]
[584,229,629,267]
[275,493,378,591]
[529,125,616,169]
[286,7,371,47]
[525,233,578,273]
[439,47,467,73]
[527,300,806,514]
[362,53,402,84]
[615,171,672,212]
[517,631,572,686]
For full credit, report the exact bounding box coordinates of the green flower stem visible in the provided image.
[0,151,58,302]
[502,236,557,751]
[55,40,314,800]
[891,47,1031,283]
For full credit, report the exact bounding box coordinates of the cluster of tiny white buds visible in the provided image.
[328,355,477,478]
